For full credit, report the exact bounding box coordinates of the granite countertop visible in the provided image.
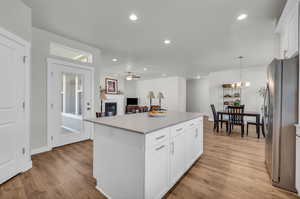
[85,111,203,134]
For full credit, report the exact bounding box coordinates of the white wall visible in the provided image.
[0,0,32,42]
[187,66,267,120]
[178,77,187,112]
[31,27,102,150]
[187,78,210,116]
[124,80,137,98]
[136,77,186,111]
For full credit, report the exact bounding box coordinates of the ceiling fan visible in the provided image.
[125,72,141,81]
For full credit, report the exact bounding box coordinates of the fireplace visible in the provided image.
[105,102,117,116]
[102,94,125,116]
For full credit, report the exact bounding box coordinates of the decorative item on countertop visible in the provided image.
[148,110,167,117]
[157,92,164,109]
[147,91,155,107]
[105,78,118,94]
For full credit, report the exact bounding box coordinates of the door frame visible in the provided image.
[0,27,32,173]
[47,58,95,149]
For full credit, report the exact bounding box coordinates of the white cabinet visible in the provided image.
[185,123,203,168]
[277,0,299,59]
[185,127,198,166]
[146,118,204,199]
[199,122,204,156]
[93,116,204,199]
[280,30,289,58]
[193,126,204,160]
[170,131,186,184]
[146,140,170,199]
[287,7,298,58]
[296,135,300,195]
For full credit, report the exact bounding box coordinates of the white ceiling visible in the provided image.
[23,0,286,79]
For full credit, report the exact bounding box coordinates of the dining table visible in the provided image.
[217,110,262,138]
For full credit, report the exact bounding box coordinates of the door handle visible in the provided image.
[176,128,183,132]
[155,145,165,151]
[171,142,174,154]
[155,135,165,140]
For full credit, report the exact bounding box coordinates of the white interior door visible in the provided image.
[0,33,26,184]
[48,59,94,148]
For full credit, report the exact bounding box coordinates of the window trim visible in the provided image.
[50,42,93,64]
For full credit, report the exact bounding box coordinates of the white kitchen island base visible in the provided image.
[88,112,203,199]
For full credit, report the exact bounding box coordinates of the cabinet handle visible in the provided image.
[195,129,198,138]
[171,142,174,154]
[176,128,183,132]
[155,145,165,151]
[156,135,165,140]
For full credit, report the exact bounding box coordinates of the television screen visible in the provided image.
[127,98,138,106]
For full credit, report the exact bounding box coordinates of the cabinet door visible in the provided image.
[287,8,298,58]
[186,126,203,167]
[147,142,169,199]
[280,30,289,59]
[198,121,204,157]
[296,136,300,193]
[185,127,196,167]
[170,132,186,184]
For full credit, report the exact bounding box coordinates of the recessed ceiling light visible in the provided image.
[237,14,248,21]
[196,75,201,79]
[162,74,167,77]
[164,39,171,45]
[129,13,138,21]
[112,58,118,62]
[143,67,148,71]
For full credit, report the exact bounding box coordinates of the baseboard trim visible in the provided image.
[96,186,112,199]
[22,160,32,172]
[31,146,51,155]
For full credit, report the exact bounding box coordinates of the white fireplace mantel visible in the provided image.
[103,94,125,116]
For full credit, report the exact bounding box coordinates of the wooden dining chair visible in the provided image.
[210,104,228,132]
[228,105,245,137]
[247,117,266,138]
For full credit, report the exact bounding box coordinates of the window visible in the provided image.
[61,73,83,116]
[50,42,93,64]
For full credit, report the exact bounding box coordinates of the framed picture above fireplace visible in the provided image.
[105,78,118,94]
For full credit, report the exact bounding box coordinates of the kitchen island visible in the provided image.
[85,111,204,199]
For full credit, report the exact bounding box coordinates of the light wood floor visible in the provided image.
[0,119,299,199]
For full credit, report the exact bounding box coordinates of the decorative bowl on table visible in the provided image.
[148,110,167,117]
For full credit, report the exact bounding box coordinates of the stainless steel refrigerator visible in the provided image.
[264,56,299,192]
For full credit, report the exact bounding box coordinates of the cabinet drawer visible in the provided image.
[146,128,170,148]
[171,123,186,137]
[186,118,202,128]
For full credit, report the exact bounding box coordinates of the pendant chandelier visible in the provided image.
[232,56,251,88]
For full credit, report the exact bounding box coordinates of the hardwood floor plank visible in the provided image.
[0,118,299,199]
